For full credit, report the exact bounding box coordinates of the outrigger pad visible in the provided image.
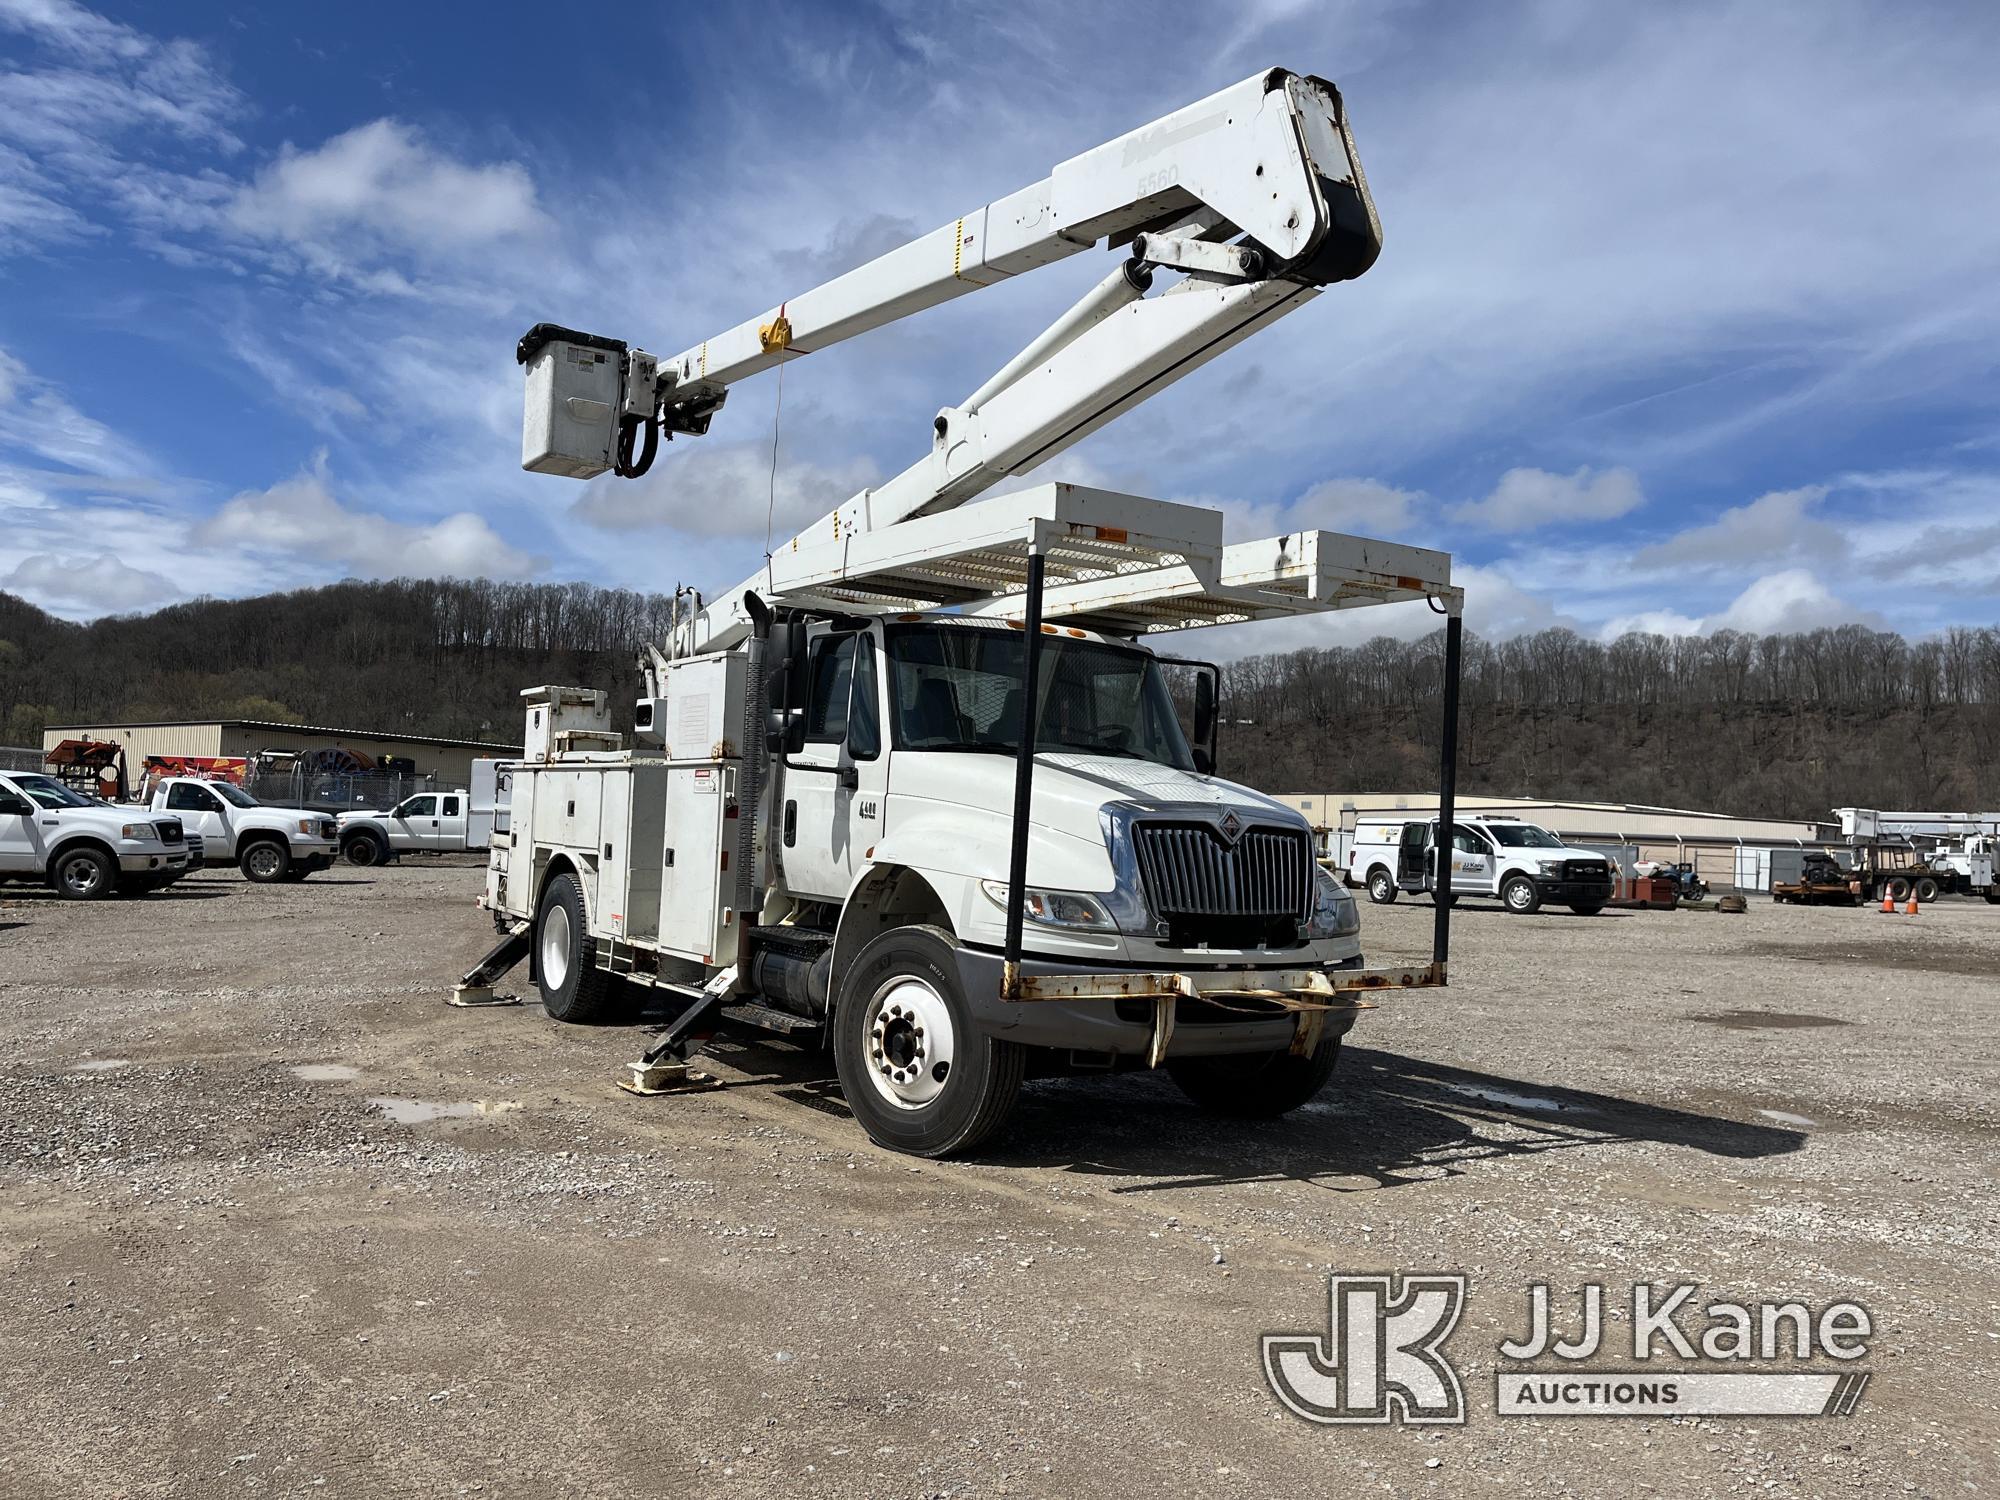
[448,984,523,1009]
[617,1060,725,1096]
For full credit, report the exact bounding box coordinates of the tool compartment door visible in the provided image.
[659,764,732,963]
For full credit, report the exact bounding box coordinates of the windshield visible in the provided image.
[1486,823,1564,848]
[884,624,1194,771]
[10,774,92,809]
[212,783,259,807]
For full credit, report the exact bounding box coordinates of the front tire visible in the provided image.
[1502,874,1542,914]
[534,873,615,1022]
[343,831,387,867]
[1366,868,1398,905]
[832,926,1024,1158]
[1168,1037,1343,1117]
[1568,903,1604,916]
[239,839,291,883]
[52,846,116,901]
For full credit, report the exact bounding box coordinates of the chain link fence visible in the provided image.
[0,746,42,773]
[242,766,445,812]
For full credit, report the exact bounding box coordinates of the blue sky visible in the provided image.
[1,0,1995,651]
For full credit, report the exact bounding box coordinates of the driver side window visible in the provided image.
[805,635,855,743]
[401,795,438,818]
[167,783,221,813]
[1452,826,1489,855]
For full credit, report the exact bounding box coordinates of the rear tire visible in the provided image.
[1366,868,1398,905]
[52,846,116,901]
[1168,1037,1342,1117]
[534,873,615,1022]
[344,831,387,867]
[1986,886,1999,905]
[1914,876,1940,904]
[1502,874,1542,914]
[832,925,1024,1158]
[1884,876,1911,902]
[239,839,291,883]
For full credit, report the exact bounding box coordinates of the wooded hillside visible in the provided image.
[4,583,1994,821]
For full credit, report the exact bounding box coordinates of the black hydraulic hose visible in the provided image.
[737,591,771,972]
[1002,553,1048,999]
[614,413,660,478]
[1433,612,1462,973]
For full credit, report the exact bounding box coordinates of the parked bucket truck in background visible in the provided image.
[458,68,1468,1156]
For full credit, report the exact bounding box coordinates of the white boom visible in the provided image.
[518,68,1399,653]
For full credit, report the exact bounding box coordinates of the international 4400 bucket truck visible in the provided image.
[457,67,1467,1156]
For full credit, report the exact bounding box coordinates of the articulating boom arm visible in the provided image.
[518,67,1381,653]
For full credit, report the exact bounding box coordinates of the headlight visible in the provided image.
[1306,867,1360,939]
[979,879,1116,931]
[297,818,316,835]
[1536,859,1563,875]
[120,823,157,841]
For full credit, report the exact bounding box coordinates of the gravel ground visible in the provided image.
[1,859,1996,1498]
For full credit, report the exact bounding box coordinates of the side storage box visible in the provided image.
[658,764,735,964]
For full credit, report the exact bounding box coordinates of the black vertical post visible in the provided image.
[1433,611,1462,975]
[1003,550,1047,999]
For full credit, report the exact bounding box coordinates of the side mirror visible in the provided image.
[1192,746,1214,776]
[1193,671,1215,745]
[0,792,31,816]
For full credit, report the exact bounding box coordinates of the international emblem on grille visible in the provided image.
[1218,810,1243,845]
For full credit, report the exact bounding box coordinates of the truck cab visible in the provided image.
[1353,815,1614,915]
[0,769,192,898]
[138,778,338,883]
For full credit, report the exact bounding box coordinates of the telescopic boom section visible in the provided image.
[518,67,1382,652]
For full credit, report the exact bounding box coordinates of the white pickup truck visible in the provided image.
[130,777,339,883]
[1350,814,1617,915]
[0,769,194,898]
[335,761,503,866]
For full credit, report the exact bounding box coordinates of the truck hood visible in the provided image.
[892,750,1297,833]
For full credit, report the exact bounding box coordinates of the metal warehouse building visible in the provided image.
[43,718,516,791]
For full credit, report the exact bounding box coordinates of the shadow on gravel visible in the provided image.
[701,1031,1805,1191]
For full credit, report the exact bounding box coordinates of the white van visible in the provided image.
[1349,815,1615,914]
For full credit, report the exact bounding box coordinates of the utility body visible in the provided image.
[127,777,338,884]
[1350,815,1615,915]
[338,760,504,866]
[467,69,1465,1156]
[0,770,193,899]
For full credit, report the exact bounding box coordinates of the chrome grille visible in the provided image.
[1133,821,1313,921]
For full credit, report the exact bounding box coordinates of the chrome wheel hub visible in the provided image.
[60,855,103,895]
[863,976,955,1110]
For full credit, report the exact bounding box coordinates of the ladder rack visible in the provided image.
[753,482,1454,638]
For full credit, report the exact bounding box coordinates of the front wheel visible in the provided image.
[1986,886,2000,905]
[343,831,387,867]
[239,839,291,883]
[1502,874,1542,914]
[1568,903,1604,916]
[1168,1037,1342,1117]
[52,846,116,900]
[1366,869,1398,905]
[534,873,615,1022]
[832,926,1024,1158]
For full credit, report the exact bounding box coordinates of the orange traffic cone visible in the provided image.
[1904,894,1920,915]
[1880,893,1896,913]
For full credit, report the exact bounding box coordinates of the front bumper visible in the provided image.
[116,846,187,874]
[952,948,1438,1063]
[1536,877,1614,903]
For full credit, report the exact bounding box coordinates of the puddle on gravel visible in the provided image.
[1758,1108,1818,1128]
[1436,1082,1588,1114]
[292,1063,360,1082]
[369,1097,522,1125]
[1690,1010,1854,1031]
[72,1059,130,1072]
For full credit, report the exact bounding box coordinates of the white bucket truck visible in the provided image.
[459,69,1469,1155]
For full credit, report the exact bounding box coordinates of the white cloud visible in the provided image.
[571,442,878,541]
[1452,466,1644,532]
[0,550,176,615]
[225,120,543,254]
[0,347,151,477]
[1291,477,1424,535]
[1634,485,1843,570]
[196,453,543,581]
[1708,569,1872,635]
